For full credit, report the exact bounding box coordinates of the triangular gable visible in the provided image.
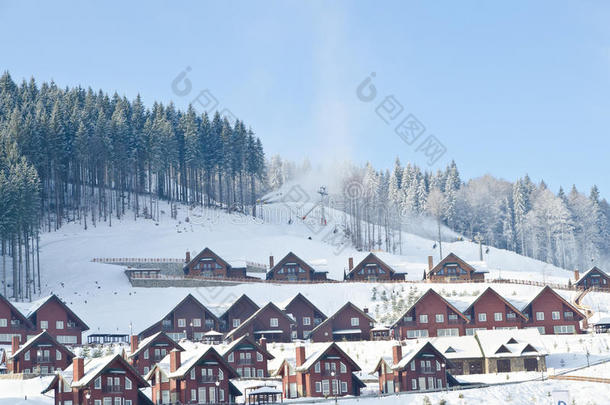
[11,331,75,360]
[74,354,149,388]
[506,338,518,345]
[309,302,376,336]
[222,335,274,360]
[297,342,361,372]
[371,357,392,374]
[346,253,396,278]
[220,294,259,321]
[494,345,511,354]
[428,253,476,277]
[282,293,327,320]
[524,286,585,320]
[521,344,539,354]
[268,252,316,277]
[465,287,528,321]
[394,342,454,370]
[170,347,239,379]
[27,295,89,332]
[225,302,295,341]
[445,346,456,353]
[129,332,184,358]
[140,294,219,337]
[391,289,469,328]
[0,294,33,328]
[576,266,610,285]
[185,247,231,270]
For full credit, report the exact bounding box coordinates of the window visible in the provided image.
[94,401,101,405]
[143,349,149,360]
[341,381,348,393]
[232,319,240,328]
[178,318,186,327]
[25,351,30,361]
[125,377,132,390]
[478,313,487,322]
[564,311,574,319]
[465,328,486,336]
[435,314,444,323]
[322,380,330,395]
[315,362,320,373]
[218,369,224,380]
[494,312,503,322]
[114,398,121,405]
[437,328,459,337]
[56,321,64,330]
[257,352,263,362]
[94,377,101,389]
[419,314,428,324]
[406,329,429,338]
[536,312,544,321]
[315,382,322,392]
[57,335,77,344]
[340,362,347,373]
[448,314,458,321]
[228,353,234,363]
[437,378,443,389]
[270,318,278,327]
[125,401,132,405]
[552,311,560,320]
[0,318,7,327]
[553,325,576,334]
[103,398,112,405]
[143,366,149,374]
[56,350,62,361]
[351,317,360,327]
[507,312,516,320]
[219,388,225,402]
[303,317,311,326]
[40,321,48,329]
[411,379,417,390]
[257,369,264,377]
[436,361,441,371]
[410,361,416,371]
[192,318,201,327]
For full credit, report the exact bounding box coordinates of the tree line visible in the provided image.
[0,72,267,300]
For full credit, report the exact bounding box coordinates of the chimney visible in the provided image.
[348,257,354,271]
[73,357,85,382]
[574,269,580,281]
[11,336,19,356]
[259,337,267,352]
[295,345,306,367]
[170,349,181,372]
[392,343,402,366]
[130,335,139,355]
[269,255,274,269]
[428,256,434,271]
[363,307,369,314]
[185,251,191,263]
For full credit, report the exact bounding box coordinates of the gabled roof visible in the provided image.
[184,247,231,271]
[475,329,547,358]
[391,289,470,328]
[267,252,322,278]
[281,293,327,320]
[43,354,148,393]
[219,294,259,321]
[346,253,397,278]
[220,335,274,360]
[139,294,220,337]
[0,294,33,328]
[428,253,485,276]
[147,346,239,380]
[129,331,184,358]
[576,266,610,285]
[11,331,75,360]
[282,342,361,373]
[431,336,483,360]
[523,286,585,319]
[26,295,89,332]
[224,302,295,341]
[309,302,375,336]
[393,341,454,370]
[464,287,528,321]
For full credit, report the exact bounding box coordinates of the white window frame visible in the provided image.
[303,317,311,326]
[494,312,503,322]
[419,314,428,324]
[178,318,186,328]
[552,311,560,320]
[270,318,279,327]
[351,317,359,327]
[536,312,545,321]
[478,313,487,322]
[40,320,48,329]
[56,321,64,330]
[435,314,444,323]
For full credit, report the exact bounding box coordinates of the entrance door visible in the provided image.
[524,358,538,371]
[418,377,426,391]
[469,360,483,374]
[289,383,297,398]
[197,387,206,404]
[209,386,216,403]
[497,359,511,372]
[386,380,394,393]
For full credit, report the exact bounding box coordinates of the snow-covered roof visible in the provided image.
[475,329,547,358]
[129,332,184,358]
[393,342,431,369]
[431,336,483,359]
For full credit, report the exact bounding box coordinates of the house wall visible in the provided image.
[524,289,582,335]
[220,299,258,332]
[130,335,181,376]
[0,300,26,344]
[299,347,357,398]
[167,363,233,404]
[484,356,546,373]
[141,299,219,341]
[11,338,71,374]
[394,293,466,339]
[347,258,395,281]
[184,250,230,278]
[578,270,610,289]
[284,300,325,340]
[310,306,373,342]
[232,306,293,343]
[396,353,448,392]
[224,343,270,378]
[464,291,524,332]
[29,300,84,345]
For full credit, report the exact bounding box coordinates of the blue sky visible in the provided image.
[1,1,610,197]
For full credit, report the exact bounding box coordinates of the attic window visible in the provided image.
[445,347,456,353]
[521,344,538,354]
[506,338,518,344]
[495,345,511,354]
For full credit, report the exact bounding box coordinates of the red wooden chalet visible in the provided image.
[222,335,274,378]
[575,266,610,290]
[275,343,365,399]
[308,302,375,342]
[218,294,259,333]
[426,253,487,282]
[373,342,453,393]
[183,247,247,279]
[146,347,241,404]
[518,286,585,335]
[42,354,150,405]
[139,294,220,341]
[25,295,89,345]
[281,293,327,340]
[391,289,470,339]
[266,252,328,282]
[345,253,406,281]
[128,332,184,376]
[0,293,33,344]
[9,331,74,375]
[224,302,295,343]
[462,287,528,334]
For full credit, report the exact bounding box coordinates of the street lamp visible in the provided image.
[537,356,544,381]
[85,391,91,405]
[330,371,338,404]
[441,363,447,392]
[215,380,220,403]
